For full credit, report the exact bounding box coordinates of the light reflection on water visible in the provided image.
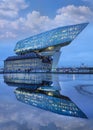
[0,73,93,130]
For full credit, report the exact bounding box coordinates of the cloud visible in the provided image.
[0,19,8,29]
[0,101,93,130]
[0,80,93,130]
[54,5,93,25]
[0,0,28,18]
[0,9,18,18]
[0,5,93,39]
[0,31,17,39]
[13,5,93,36]
[13,11,53,35]
[24,11,52,31]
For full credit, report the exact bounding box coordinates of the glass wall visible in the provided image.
[4,58,52,73]
[14,23,88,54]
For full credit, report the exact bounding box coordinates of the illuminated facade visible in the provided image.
[14,23,88,56]
[4,23,88,72]
[4,73,87,118]
[4,52,52,73]
[15,87,87,118]
[4,73,52,87]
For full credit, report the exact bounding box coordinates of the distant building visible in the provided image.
[56,67,93,73]
[4,23,88,72]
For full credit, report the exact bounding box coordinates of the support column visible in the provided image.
[52,51,61,71]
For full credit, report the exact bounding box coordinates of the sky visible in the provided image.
[0,0,93,67]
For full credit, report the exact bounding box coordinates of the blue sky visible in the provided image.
[0,0,93,67]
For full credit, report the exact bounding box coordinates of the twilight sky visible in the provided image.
[0,0,93,67]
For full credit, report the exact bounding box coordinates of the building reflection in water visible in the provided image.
[4,73,52,89]
[4,73,87,118]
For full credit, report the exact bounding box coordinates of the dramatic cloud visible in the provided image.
[24,11,53,32]
[0,0,28,18]
[14,5,93,35]
[0,4,93,39]
[11,11,53,35]
[0,101,93,130]
[54,5,93,25]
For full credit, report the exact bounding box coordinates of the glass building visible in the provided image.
[4,23,88,72]
[4,73,52,88]
[4,52,52,73]
[4,73,87,118]
[14,23,88,55]
[14,86,87,118]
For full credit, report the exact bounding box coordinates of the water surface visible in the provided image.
[0,73,93,130]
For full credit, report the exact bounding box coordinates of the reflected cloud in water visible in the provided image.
[0,73,93,130]
[4,73,87,118]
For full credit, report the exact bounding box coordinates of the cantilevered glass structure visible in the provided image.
[4,23,88,72]
[14,87,87,118]
[14,23,88,56]
[13,23,88,70]
[4,73,87,118]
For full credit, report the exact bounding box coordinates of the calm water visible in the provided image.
[0,73,93,130]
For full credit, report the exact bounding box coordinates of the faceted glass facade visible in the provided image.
[4,73,87,118]
[15,87,87,118]
[14,23,88,55]
[4,23,88,72]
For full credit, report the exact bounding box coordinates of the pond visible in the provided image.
[0,73,93,130]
